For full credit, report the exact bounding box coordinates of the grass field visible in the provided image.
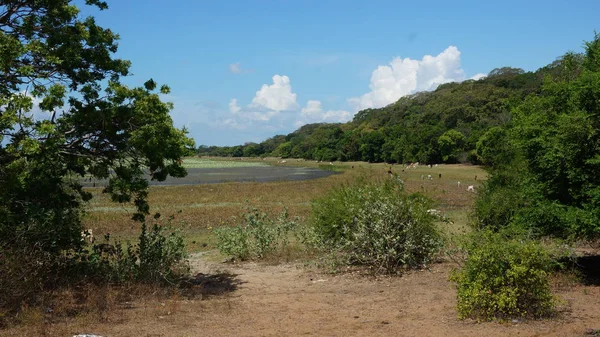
[12,159,600,337]
[82,158,487,253]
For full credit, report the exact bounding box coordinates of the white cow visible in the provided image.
[457,181,461,188]
[467,185,475,192]
[81,229,94,244]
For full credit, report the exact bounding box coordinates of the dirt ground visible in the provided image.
[8,254,599,337]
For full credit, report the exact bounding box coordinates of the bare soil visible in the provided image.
[7,254,599,337]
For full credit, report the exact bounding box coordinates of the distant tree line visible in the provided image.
[198,57,580,164]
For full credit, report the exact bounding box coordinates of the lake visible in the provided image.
[81,165,337,187]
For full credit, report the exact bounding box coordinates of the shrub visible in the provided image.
[309,177,367,245]
[215,205,298,260]
[92,218,188,285]
[137,221,189,283]
[310,177,443,273]
[471,168,527,231]
[452,230,557,320]
[0,243,56,325]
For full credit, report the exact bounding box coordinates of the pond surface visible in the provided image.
[81,166,336,187]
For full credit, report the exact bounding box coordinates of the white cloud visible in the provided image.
[295,100,352,127]
[229,62,254,74]
[301,100,322,118]
[349,46,466,111]
[250,75,298,112]
[470,73,487,80]
[5,92,55,121]
[225,75,298,123]
[228,98,241,114]
[229,62,242,74]
[219,118,247,130]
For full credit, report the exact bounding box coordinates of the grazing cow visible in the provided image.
[427,174,432,180]
[438,173,442,179]
[421,174,425,180]
[81,229,94,244]
[427,209,441,216]
[467,185,475,192]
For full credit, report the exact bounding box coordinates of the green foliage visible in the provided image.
[453,230,557,320]
[201,60,547,163]
[438,129,466,162]
[0,0,192,256]
[310,177,443,273]
[472,167,527,231]
[0,216,188,323]
[81,216,188,285]
[0,0,192,319]
[474,33,600,239]
[215,206,298,260]
[476,127,515,168]
[310,178,367,245]
[137,221,188,283]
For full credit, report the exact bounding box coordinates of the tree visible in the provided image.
[475,33,600,239]
[437,129,466,163]
[476,127,514,168]
[0,1,192,254]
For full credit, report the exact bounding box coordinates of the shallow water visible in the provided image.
[81,166,336,187]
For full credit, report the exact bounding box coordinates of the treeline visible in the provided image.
[474,34,600,239]
[199,55,580,164]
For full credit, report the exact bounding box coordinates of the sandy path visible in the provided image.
[5,254,599,337]
[167,256,599,337]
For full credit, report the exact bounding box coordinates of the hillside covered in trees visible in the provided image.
[198,49,583,164]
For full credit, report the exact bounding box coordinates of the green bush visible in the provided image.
[452,230,557,320]
[215,206,298,260]
[75,216,189,285]
[472,168,527,231]
[310,178,367,245]
[310,178,443,273]
[137,221,188,283]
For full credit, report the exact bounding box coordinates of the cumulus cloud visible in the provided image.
[250,75,298,112]
[349,46,466,111]
[227,74,298,123]
[295,100,352,127]
[470,73,487,80]
[228,98,241,114]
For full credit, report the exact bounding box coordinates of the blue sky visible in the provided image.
[80,0,600,146]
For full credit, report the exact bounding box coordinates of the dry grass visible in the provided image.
[82,161,486,250]
[3,161,488,334]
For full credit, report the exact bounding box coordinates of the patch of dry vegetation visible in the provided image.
[4,161,487,333]
[83,162,486,246]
